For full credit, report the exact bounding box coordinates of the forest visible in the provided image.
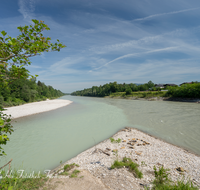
[71,81,155,97]
[71,81,200,99]
[0,71,64,108]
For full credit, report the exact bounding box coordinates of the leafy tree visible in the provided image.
[125,87,132,95]
[0,19,65,156]
[146,80,154,88]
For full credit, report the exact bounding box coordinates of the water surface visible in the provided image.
[1,96,200,172]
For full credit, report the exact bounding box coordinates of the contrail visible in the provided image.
[89,46,178,72]
[133,7,200,22]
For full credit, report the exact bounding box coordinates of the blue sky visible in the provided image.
[1,0,200,92]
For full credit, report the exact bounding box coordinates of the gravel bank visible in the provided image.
[2,99,73,119]
[52,127,200,190]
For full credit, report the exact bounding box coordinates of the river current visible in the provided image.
[0,95,200,172]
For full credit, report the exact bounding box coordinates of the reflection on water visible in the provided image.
[0,96,199,172]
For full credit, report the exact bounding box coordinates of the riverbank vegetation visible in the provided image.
[0,169,48,190]
[166,82,200,99]
[110,158,198,190]
[109,91,167,99]
[71,81,155,97]
[0,19,65,157]
[111,157,143,178]
[0,76,64,108]
[71,81,200,99]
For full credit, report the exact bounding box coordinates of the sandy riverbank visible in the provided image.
[50,127,200,190]
[2,99,73,119]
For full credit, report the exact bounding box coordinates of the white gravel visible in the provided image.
[2,99,73,119]
[53,128,200,190]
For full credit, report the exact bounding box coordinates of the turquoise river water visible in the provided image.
[0,95,200,172]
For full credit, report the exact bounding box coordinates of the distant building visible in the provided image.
[163,84,177,88]
[155,84,164,88]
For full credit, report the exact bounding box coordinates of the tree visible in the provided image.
[0,19,66,156]
[146,80,155,89]
[125,87,132,95]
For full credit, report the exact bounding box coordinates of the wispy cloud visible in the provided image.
[133,7,200,22]
[90,46,179,72]
[18,0,36,20]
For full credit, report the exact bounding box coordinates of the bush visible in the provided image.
[110,138,121,143]
[166,83,200,98]
[152,166,198,190]
[0,96,4,105]
[111,157,143,178]
[125,88,132,95]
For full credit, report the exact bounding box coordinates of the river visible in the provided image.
[0,95,200,172]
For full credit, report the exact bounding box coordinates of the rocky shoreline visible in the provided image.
[51,127,200,190]
[106,96,200,103]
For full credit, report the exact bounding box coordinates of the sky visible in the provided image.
[1,0,200,92]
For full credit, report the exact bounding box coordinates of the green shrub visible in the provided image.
[70,170,80,178]
[153,166,171,186]
[125,88,132,95]
[110,138,121,143]
[0,96,4,105]
[63,163,79,172]
[151,166,198,190]
[111,157,143,178]
[166,83,200,98]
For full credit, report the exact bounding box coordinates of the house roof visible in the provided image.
[155,84,164,87]
[163,84,177,86]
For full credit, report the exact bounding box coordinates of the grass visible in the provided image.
[58,163,81,178]
[110,137,121,143]
[0,169,48,190]
[149,166,199,190]
[63,163,79,172]
[110,157,143,179]
[70,170,80,178]
[0,162,81,189]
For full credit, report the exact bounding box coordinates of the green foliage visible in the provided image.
[60,163,80,177]
[63,163,79,172]
[71,81,154,97]
[153,166,171,186]
[151,166,198,190]
[0,109,13,156]
[152,180,199,190]
[141,161,147,167]
[110,137,121,143]
[125,87,132,95]
[110,157,143,178]
[71,81,200,99]
[70,170,80,178]
[0,19,66,66]
[166,83,200,98]
[0,169,48,190]
[59,171,69,175]
[0,19,65,157]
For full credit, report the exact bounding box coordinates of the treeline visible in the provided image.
[166,83,200,98]
[71,81,200,99]
[0,78,64,107]
[71,81,155,97]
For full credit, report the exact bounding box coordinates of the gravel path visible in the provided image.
[52,127,200,190]
[2,99,73,119]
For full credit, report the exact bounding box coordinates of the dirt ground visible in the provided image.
[40,170,112,190]
[39,169,142,190]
